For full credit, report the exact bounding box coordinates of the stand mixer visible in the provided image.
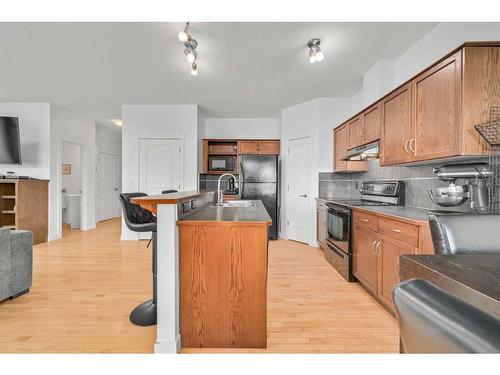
[429,163,494,213]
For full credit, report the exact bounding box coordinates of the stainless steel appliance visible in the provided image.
[343,140,379,161]
[208,155,236,172]
[239,155,279,239]
[429,163,493,213]
[325,180,405,281]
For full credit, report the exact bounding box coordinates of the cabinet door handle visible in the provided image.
[375,241,381,256]
[410,138,416,154]
[404,139,410,154]
[371,240,377,254]
[392,229,401,233]
[361,219,369,222]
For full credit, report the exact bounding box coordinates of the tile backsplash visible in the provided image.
[199,173,239,192]
[319,158,500,211]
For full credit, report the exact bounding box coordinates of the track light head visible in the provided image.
[307,38,324,63]
[190,63,198,76]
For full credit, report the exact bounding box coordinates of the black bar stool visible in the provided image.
[161,189,178,194]
[428,213,500,254]
[394,278,500,353]
[119,192,158,326]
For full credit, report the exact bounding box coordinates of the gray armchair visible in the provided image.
[0,228,33,301]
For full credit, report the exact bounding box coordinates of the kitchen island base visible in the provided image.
[178,222,268,349]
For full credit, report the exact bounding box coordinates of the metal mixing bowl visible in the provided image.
[428,185,470,207]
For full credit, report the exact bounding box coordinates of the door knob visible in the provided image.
[299,194,308,198]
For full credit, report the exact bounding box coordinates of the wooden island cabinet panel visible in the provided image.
[179,223,268,348]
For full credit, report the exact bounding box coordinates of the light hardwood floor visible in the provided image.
[0,219,398,353]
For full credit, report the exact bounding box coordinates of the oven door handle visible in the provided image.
[327,243,345,259]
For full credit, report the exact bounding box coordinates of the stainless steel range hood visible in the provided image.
[342,141,379,161]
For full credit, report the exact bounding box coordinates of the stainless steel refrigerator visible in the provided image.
[239,155,279,239]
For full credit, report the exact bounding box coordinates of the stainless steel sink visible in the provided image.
[214,200,255,208]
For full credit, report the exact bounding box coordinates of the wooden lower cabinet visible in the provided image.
[316,200,327,249]
[352,224,379,295]
[352,209,433,313]
[377,235,416,310]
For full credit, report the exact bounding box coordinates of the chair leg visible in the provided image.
[129,231,157,326]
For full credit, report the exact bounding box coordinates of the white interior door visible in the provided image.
[287,137,311,244]
[97,151,119,222]
[138,139,182,239]
[139,138,182,195]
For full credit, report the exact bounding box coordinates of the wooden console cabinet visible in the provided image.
[0,179,49,245]
[352,208,434,313]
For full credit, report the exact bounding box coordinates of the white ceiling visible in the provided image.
[0,22,436,121]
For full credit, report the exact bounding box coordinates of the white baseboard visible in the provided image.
[154,335,181,354]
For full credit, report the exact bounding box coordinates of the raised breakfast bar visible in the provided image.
[132,191,271,352]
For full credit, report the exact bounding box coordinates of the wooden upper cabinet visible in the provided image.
[258,140,280,154]
[362,103,381,144]
[380,83,413,166]
[377,235,416,310]
[348,116,363,149]
[238,140,260,154]
[412,51,462,161]
[334,125,348,172]
[352,224,379,295]
[237,140,280,155]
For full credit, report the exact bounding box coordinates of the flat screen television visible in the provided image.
[0,116,22,165]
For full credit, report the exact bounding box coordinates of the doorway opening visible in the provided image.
[96,151,120,222]
[60,141,83,237]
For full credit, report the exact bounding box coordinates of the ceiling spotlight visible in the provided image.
[178,22,199,75]
[190,63,198,76]
[307,38,324,64]
[184,48,196,63]
[111,119,123,127]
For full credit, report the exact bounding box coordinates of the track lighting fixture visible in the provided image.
[190,63,198,76]
[307,38,324,63]
[178,22,199,76]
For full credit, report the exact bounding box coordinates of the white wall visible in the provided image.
[0,103,51,179]
[50,104,96,240]
[61,141,82,194]
[203,118,280,139]
[121,104,198,240]
[280,99,319,246]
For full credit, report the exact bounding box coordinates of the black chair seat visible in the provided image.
[161,189,178,194]
[394,279,500,353]
[428,213,500,255]
[119,193,157,233]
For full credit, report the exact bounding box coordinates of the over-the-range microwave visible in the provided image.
[208,155,236,172]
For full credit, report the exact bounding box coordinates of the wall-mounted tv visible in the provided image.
[0,116,22,165]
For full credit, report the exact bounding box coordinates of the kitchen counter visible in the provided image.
[177,200,270,349]
[178,200,272,225]
[400,254,500,319]
[354,205,431,223]
[132,190,214,215]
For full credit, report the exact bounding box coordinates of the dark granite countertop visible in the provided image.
[400,254,500,318]
[177,200,272,225]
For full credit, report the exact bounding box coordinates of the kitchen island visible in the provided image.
[132,192,271,352]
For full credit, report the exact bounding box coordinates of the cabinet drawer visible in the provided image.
[353,211,378,232]
[377,217,418,247]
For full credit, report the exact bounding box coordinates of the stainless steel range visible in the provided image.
[324,180,405,281]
